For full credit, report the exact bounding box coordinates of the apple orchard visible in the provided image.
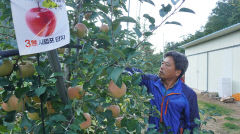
[0,0,194,133]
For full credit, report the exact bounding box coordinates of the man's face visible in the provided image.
[158,56,181,80]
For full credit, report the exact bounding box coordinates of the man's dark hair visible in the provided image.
[164,51,188,78]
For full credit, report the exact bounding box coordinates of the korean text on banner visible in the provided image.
[10,0,70,55]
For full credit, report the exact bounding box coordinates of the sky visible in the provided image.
[126,0,220,53]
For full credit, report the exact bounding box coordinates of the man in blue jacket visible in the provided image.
[126,51,199,133]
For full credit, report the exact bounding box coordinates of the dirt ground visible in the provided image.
[197,93,240,134]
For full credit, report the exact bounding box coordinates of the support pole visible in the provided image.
[46,50,69,104]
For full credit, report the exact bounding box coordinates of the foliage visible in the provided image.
[204,0,240,35]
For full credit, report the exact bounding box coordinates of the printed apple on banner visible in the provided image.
[10,0,70,56]
[26,7,56,37]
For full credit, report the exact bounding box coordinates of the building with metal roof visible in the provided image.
[183,23,240,97]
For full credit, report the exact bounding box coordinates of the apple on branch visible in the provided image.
[28,112,40,120]
[74,23,88,38]
[68,85,85,100]
[108,80,127,98]
[0,59,14,77]
[1,95,24,112]
[46,101,55,114]
[107,105,120,118]
[16,62,35,78]
[79,113,92,129]
[100,24,109,33]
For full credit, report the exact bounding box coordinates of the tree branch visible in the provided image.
[0,33,15,38]
[0,44,83,59]
[0,25,14,29]
[135,0,185,49]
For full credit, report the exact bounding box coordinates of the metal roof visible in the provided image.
[183,23,240,48]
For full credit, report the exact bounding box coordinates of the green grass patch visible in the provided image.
[223,122,240,130]
[225,117,240,122]
[198,100,233,116]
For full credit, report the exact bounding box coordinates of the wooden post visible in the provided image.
[47,50,69,104]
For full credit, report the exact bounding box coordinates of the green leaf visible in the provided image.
[20,114,32,130]
[133,28,142,38]
[112,49,125,58]
[126,119,138,132]
[48,78,57,83]
[64,104,72,110]
[52,72,64,77]
[142,0,155,6]
[165,21,182,26]
[15,87,30,98]
[149,24,155,30]
[42,0,58,8]
[179,7,195,14]
[142,42,152,46]
[0,78,9,86]
[0,126,8,132]
[114,16,136,24]
[90,75,97,86]
[35,86,46,97]
[112,21,120,32]
[119,128,128,134]
[143,32,152,37]
[98,12,111,25]
[0,88,4,94]
[123,48,136,59]
[33,124,43,134]
[96,33,110,41]
[107,0,119,7]
[109,67,124,83]
[49,114,67,122]
[136,122,142,134]
[96,4,109,13]
[143,14,155,24]
[35,66,44,76]
[4,111,16,122]
[113,24,122,34]
[159,4,172,17]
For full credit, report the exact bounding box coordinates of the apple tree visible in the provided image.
[0,0,195,133]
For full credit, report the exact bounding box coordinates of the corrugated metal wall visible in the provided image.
[208,48,232,96]
[185,30,240,96]
[186,53,207,91]
[232,46,240,94]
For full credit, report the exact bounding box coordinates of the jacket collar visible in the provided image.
[154,78,183,95]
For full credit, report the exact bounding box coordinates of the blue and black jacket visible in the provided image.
[125,68,200,133]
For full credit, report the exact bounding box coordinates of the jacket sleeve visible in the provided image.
[189,91,200,131]
[182,85,200,133]
[184,96,191,131]
[124,67,157,93]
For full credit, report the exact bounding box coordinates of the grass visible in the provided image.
[224,117,240,122]
[223,122,240,130]
[198,100,233,116]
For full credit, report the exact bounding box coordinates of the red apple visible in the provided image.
[26,7,56,37]
[100,24,109,33]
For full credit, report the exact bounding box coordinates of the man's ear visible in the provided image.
[175,70,181,77]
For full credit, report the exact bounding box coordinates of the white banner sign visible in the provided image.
[11,0,70,55]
